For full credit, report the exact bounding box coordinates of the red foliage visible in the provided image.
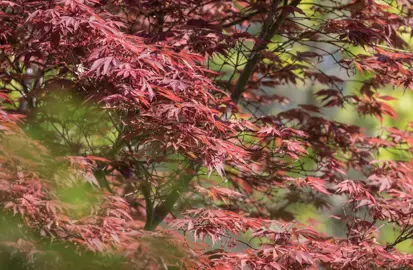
[1,0,413,269]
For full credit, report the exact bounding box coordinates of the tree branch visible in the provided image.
[230,0,302,103]
[144,161,201,230]
[145,0,302,231]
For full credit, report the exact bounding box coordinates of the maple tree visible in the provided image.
[2,0,413,269]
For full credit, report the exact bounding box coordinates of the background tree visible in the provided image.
[2,0,413,269]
